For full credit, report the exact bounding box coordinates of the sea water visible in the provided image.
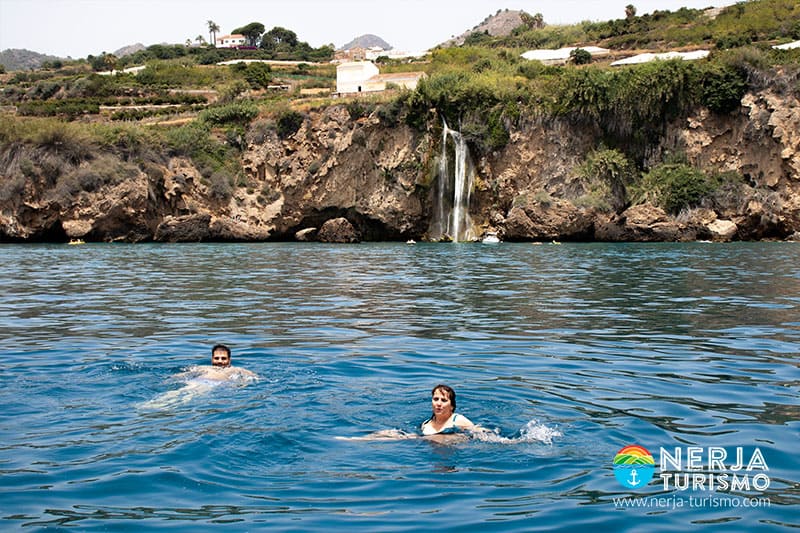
[0,242,798,531]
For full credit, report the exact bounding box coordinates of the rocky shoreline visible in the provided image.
[2,88,799,244]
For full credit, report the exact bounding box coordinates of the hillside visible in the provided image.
[0,48,65,71]
[469,0,800,51]
[113,43,147,57]
[339,34,392,51]
[441,9,527,47]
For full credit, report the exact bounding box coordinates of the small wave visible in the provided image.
[472,419,562,444]
[339,420,562,444]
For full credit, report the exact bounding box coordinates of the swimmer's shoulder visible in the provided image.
[453,413,475,429]
[217,366,258,382]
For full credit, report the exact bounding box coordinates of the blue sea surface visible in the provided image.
[1,242,798,531]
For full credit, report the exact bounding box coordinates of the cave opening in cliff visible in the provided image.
[285,208,407,242]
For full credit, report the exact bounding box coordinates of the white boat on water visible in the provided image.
[482,232,500,244]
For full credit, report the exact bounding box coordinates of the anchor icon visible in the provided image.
[628,468,640,487]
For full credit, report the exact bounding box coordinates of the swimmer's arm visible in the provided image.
[174,366,203,379]
[231,367,258,380]
[456,415,491,434]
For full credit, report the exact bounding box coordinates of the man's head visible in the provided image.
[211,344,231,367]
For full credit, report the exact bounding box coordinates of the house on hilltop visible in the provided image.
[335,46,427,63]
[336,61,426,94]
[335,47,368,62]
[216,34,246,48]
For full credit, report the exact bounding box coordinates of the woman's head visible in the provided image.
[431,384,456,412]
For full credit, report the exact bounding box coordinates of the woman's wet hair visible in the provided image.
[431,384,456,410]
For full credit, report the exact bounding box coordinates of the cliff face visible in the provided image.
[1,88,799,243]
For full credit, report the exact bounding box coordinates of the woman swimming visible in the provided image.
[421,384,481,436]
[336,384,487,441]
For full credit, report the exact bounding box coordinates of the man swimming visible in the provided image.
[139,344,257,409]
[179,344,258,382]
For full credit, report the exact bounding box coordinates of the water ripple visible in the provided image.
[0,242,798,531]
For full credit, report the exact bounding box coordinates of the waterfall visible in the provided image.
[431,121,476,242]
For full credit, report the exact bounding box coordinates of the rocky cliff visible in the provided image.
[1,87,799,243]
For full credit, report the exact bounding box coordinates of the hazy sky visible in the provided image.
[1,0,737,58]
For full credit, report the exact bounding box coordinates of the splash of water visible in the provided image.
[339,420,562,444]
[472,420,563,445]
[431,121,476,242]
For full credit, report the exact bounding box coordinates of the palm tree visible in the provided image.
[103,53,118,72]
[208,20,220,47]
[196,35,206,45]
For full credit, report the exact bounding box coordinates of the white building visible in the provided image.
[216,34,247,48]
[336,62,380,93]
[336,61,426,94]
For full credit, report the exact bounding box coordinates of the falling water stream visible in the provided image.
[432,121,476,242]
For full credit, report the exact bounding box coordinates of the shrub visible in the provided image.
[166,122,213,156]
[0,174,25,202]
[577,148,637,211]
[199,101,259,125]
[217,80,250,104]
[17,99,101,119]
[52,155,138,200]
[345,100,373,119]
[461,105,511,155]
[275,109,305,139]
[552,66,612,121]
[570,48,593,65]
[376,98,404,125]
[633,163,716,214]
[243,62,272,89]
[208,170,233,200]
[472,57,494,73]
[700,64,747,113]
[33,122,95,164]
[92,123,165,163]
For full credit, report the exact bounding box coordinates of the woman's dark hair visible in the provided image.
[432,384,456,410]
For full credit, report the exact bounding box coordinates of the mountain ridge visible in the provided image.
[339,34,392,51]
[0,48,65,71]
[440,9,527,47]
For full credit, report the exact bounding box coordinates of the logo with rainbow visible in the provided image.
[613,445,656,489]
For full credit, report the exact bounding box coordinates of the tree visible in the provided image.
[103,53,118,72]
[196,35,206,45]
[521,12,545,30]
[570,48,592,65]
[208,20,220,47]
[625,4,637,19]
[232,22,266,47]
[243,62,272,88]
[260,26,298,51]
